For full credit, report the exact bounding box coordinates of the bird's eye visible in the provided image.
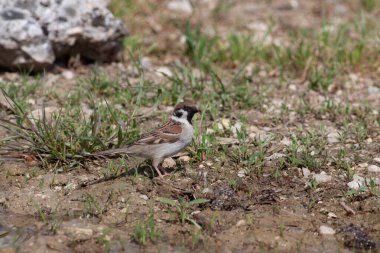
[175,111,183,117]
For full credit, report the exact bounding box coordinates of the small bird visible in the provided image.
[94,100,200,178]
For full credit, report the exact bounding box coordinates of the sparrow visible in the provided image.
[94,100,200,178]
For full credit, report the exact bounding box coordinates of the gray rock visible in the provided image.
[0,0,128,70]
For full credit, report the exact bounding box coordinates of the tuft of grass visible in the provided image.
[158,197,209,228]
[0,89,138,169]
[132,209,159,246]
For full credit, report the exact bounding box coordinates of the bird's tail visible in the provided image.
[90,147,132,158]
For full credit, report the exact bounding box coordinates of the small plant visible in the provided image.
[157,197,209,227]
[96,228,112,251]
[346,178,380,200]
[132,209,159,246]
[83,193,103,217]
[307,178,319,190]
[0,89,138,169]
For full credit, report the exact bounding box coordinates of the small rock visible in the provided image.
[313,171,332,183]
[62,70,74,80]
[206,161,213,167]
[302,168,311,178]
[167,0,193,14]
[327,131,340,144]
[231,122,242,137]
[236,219,246,227]
[266,153,286,161]
[368,165,380,173]
[358,163,368,168]
[368,86,379,94]
[202,188,212,194]
[179,155,191,163]
[139,194,148,200]
[237,169,247,178]
[319,225,336,235]
[341,224,376,250]
[347,174,365,189]
[280,137,292,146]
[373,157,380,164]
[162,157,176,168]
[64,226,93,240]
[0,196,6,204]
[220,118,231,129]
[155,66,172,77]
[141,57,152,70]
[328,212,337,219]
[217,137,239,145]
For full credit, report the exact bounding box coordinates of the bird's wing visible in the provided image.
[134,121,182,145]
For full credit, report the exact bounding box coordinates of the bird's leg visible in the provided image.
[152,158,165,179]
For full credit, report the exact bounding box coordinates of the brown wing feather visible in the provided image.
[134,121,182,145]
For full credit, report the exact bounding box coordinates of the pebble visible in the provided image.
[237,169,247,178]
[179,155,191,163]
[266,153,286,161]
[328,212,337,219]
[368,86,379,94]
[141,57,152,70]
[236,219,246,227]
[280,137,292,146]
[62,70,75,80]
[368,165,380,173]
[202,188,212,194]
[347,174,365,189]
[302,168,311,178]
[155,66,172,77]
[327,131,340,144]
[221,118,231,129]
[373,157,380,164]
[313,171,332,183]
[167,0,193,14]
[319,225,336,235]
[139,194,148,200]
[64,226,93,240]
[231,122,242,137]
[162,157,176,168]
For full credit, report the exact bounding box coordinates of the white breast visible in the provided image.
[154,119,194,159]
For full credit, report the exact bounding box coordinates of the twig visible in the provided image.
[339,201,356,215]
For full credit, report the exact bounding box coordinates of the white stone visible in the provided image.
[236,219,246,227]
[313,171,332,183]
[62,70,75,80]
[266,153,286,161]
[179,155,191,163]
[155,66,173,77]
[327,131,340,144]
[302,168,311,178]
[347,174,365,189]
[373,157,380,164]
[162,157,176,168]
[319,225,335,235]
[220,118,231,129]
[139,194,148,200]
[141,57,152,70]
[237,169,247,178]
[167,0,193,14]
[368,165,380,173]
[280,137,292,146]
[327,212,337,219]
[231,122,242,137]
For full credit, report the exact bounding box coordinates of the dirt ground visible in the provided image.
[1,0,380,252]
